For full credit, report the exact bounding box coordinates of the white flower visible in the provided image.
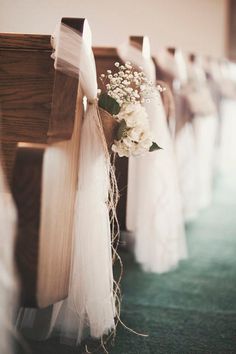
[117,103,149,128]
[99,62,161,156]
[128,125,152,146]
[111,102,154,157]
[125,87,133,93]
[127,126,143,141]
[122,136,134,148]
[112,140,130,157]
[123,80,130,86]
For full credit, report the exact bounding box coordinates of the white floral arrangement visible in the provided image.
[98,62,163,157]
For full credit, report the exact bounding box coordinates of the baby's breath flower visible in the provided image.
[98,62,163,156]
[123,80,130,86]
[99,61,165,110]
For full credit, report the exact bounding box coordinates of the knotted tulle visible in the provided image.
[47,103,115,343]
[17,21,116,344]
[186,58,217,209]
[118,42,187,273]
[166,51,217,211]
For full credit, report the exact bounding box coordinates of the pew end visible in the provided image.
[0,18,85,307]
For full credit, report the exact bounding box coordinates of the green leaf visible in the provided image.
[149,142,162,152]
[98,92,121,115]
[116,119,127,140]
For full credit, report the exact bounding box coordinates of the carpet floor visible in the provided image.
[17,173,236,354]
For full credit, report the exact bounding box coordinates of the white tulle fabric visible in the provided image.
[118,43,187,273]
[219,98,236,172]
[17,22,115,343]
[192,114,217,208]
[156,49,200,221]
[47,103,115,343]
[218,62,236,173]
[186,59,217,209]
[156,48,188,85]
[174,122,199,221]
[0,163,17,354]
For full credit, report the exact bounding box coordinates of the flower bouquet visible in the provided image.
[98,62,162,157]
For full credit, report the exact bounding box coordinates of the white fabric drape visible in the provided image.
[218,62,236,173]
[17,21,115,343]
[186,58,217,209]
[155,49,200,221]
[118,43,187,273]
[219,99,236,173]
[174,122,199,221]
[156,48,188,85]
[47,103,115,343]
[0,162,17,354]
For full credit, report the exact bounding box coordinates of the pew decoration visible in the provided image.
[118,38,188,273]
[185,55,218,209]
[17,19,121,346]
[98,62,163,157]
[49,20,119,343]
[0,19,83,308]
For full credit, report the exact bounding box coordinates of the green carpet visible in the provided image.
[18,174,236,354]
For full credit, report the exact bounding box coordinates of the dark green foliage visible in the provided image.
[149,142,162,152]
[98,93,121,115]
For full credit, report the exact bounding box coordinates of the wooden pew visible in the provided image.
[0,18,85,307]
